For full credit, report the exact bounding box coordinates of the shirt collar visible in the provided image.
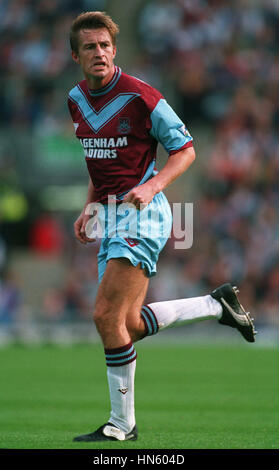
[88,66,122,97]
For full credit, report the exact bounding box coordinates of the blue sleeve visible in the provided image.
[149,99,193,153]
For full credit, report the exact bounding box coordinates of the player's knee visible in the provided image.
[93,303,123,335]
[93,305,109,330]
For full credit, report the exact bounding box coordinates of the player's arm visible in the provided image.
[68,97,96,244]
[124,146,195,208]
[124,97,195,209]
[74,177,96,244]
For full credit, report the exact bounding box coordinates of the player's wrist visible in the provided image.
[146,177,163,195]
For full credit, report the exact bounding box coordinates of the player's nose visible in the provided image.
[94,44,103,56]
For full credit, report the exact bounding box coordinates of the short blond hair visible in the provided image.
[70,11,119,53]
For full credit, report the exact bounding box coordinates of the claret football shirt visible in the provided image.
[68,66,193,203]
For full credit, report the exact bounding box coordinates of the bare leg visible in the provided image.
[93,258,149,348]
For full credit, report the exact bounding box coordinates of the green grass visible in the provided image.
[0,342,278,449]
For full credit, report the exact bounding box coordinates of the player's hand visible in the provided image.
[123,183,156,210]
[74,212,96,244]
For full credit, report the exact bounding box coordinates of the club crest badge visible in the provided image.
[117,117,131,134]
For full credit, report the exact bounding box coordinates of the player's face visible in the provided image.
[72,28,116,88]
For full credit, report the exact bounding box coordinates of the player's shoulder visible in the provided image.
[120,72,164,111]
[68,79,87,100]
[120,71,159,93]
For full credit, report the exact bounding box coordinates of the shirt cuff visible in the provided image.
[168,140,193,156]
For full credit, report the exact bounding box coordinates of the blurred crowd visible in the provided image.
[1,0,279,329]
[137,0,279,326]
[0,0,106,132]
[0,0,106,326]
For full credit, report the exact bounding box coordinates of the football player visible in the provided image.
[68,11,256,442]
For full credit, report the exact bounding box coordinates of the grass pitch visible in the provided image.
[0,341,278,449]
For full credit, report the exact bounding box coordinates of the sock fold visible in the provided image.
[141,305,159,336]
[105,342,137,367]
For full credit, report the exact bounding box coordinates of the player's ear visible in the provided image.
[112,45,117,59]
[72,50,80,64]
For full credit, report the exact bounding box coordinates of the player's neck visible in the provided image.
[86,66,115,91]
